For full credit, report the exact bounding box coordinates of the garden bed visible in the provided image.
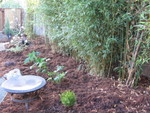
[0,38,150,113]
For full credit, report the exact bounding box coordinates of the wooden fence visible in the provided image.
[0,8,4,31]
[0,8,23,31]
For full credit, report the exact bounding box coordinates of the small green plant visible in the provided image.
[60,91,76,107]
[55,65,65,72]
[24,51,40,64]
[24,52,66,83]
[47,66,67,83]
[7,46,23,53]
[24,51,48,72]
[33,57,48,73]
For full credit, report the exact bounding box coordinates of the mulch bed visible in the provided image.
[0,38,150,113]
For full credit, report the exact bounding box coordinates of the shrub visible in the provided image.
[3,19,14,38]
[38,0,150,86]
[38,0,131,77]
[60,91,76,107]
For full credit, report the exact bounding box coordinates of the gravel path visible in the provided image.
[0,77,7,103]
[0,42,7,103]
[0,43,6,51]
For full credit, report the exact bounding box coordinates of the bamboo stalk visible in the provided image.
[126,31,144,86]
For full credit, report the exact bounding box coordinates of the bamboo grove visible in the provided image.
[26,0,150,87]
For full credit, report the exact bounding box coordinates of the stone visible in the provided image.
[4,61,16,67]
[3,68,22,80]
[0,32,9,42]
[0,77,7,103]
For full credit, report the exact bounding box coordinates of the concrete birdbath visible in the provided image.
[1,75,46,110]
[1,75,46,93]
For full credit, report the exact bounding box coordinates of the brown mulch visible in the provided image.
[0,38,150,113]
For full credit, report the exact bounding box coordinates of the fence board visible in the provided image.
[0,11,3,30]
[0,8,22,31]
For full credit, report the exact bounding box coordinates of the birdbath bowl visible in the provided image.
[1,75,46,110]
[1,75,46,93]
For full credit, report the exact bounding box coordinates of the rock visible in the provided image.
[0,32,9,42]
[0,77,7,103]
[0,43,6,51]
[3,68,22,80]
[4,61,16,67]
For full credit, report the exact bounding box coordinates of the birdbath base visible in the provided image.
[1,75,46,111]
[10,91,40,111]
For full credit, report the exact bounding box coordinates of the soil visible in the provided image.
[0,38,150,113]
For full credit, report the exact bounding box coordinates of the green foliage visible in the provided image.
[60,91,76,107]
[25,0,39,38]
[38,0,128,76]
[0,0,21,8]
[24,51,40,64]
[25,51,66,83]
[47,65,67,83]
[55,65,65,72]
[7,46,23,53]
[37,0,149,86]
[24,51,48,72]
[121,1,150,86]
[30,57,48,73]
[3,19,14,37]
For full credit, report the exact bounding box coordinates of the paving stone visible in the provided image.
[0,77,7,103]
[0,32,8,42]
[0,43,5,51]
[0,42,9,51]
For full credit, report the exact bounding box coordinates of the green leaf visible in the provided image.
[55,65,65,72]
[24,58,30,64]
[47,77,52,81]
